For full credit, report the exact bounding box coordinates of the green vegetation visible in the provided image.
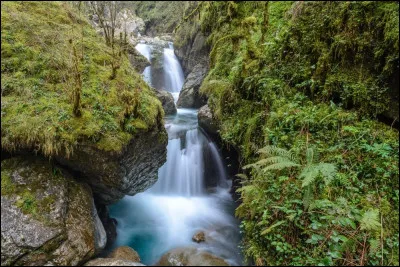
[1,1,164,157]
[189,1,399,265]
[121,1,190,35]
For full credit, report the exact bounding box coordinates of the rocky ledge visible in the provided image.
[1,156,106,266]
[55,128,167,205]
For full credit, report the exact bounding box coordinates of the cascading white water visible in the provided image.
[110,40,242,266]
[208,142,230,188]
[135,42,152,86]
[163,42,185,95]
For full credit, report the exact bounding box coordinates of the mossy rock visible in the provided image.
[1,1,168,205]
[1,1,165,158]
[1,156,106,266]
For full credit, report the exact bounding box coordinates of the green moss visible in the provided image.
[1,1,164,157]
[194,1,399,265]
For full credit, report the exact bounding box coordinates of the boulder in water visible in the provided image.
[1,156,106,266]
[156,247,229,266]
[108,246,141,263]
[84,258,145,266]
[198,105,219,136]
[155,90,177,115]
[176,64,208,108]
[192,231,206,243]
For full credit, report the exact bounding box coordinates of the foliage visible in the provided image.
[193,1,399,265]
[1,1,164,157]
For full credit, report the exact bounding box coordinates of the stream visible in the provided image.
[109,40,242,266]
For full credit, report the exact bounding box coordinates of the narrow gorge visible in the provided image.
[1,1,399,267]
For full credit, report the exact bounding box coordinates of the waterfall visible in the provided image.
[163,42,184,93]
[151,129,205,196]
[208,142,230,188]
[135,43,152,86]
[110,39,242,266]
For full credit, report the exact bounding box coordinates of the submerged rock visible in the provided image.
[84,258,145,266]
[54,128,167,205]
[198,105,219,136]
[156,247,229,266]
[192,231,206,243]
[1,156,106,266]
[177,64,208,108]
[155,90,177,115]
[109,246,141,263]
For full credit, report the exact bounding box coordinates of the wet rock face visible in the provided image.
[177,64,208,109]
[156,247,229,266]
[155,90,177,115]
[54,129,167,205]
[198,105,219,136]
[192,231,206,243]
[84,258,145,266]
[108,246,141,263]
[1,156,106,266]
[175,30,209,77]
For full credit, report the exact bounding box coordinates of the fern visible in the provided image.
[300,163,336,187]
[360,209,381,232]
[257,145,296,161]
[263,161,300,171]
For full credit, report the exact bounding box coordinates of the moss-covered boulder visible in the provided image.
[155,247,229,266]
[177,64,208,108]
[1,156,106,266]
[1,2,168,204]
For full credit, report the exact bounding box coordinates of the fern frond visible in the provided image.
[300,164,320,187]
[263,161,300,171]
[300,163,337,187]
[360,209,381,232]
[302,185,314,210]
[235,173,248,180]
[257,145,296,161]
[317,163,336,185]
[254,156,293,166]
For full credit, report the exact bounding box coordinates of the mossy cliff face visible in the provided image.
[1,156,106,266]
[1,1,168,204]
[184,1,399,265]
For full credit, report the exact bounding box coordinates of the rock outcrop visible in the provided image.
[176,64,208,108]
[156,247,229,266]
[198,105,219,136]
[1,156,106,266]
[55,129,167,205]
[155,90,177,115]
[175,30,209,77]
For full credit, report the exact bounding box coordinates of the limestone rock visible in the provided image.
[1,156,106,266]
[198,105,219,136]
[109,246,141,263]
[177,64,208,109]
[156,247,229,266]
